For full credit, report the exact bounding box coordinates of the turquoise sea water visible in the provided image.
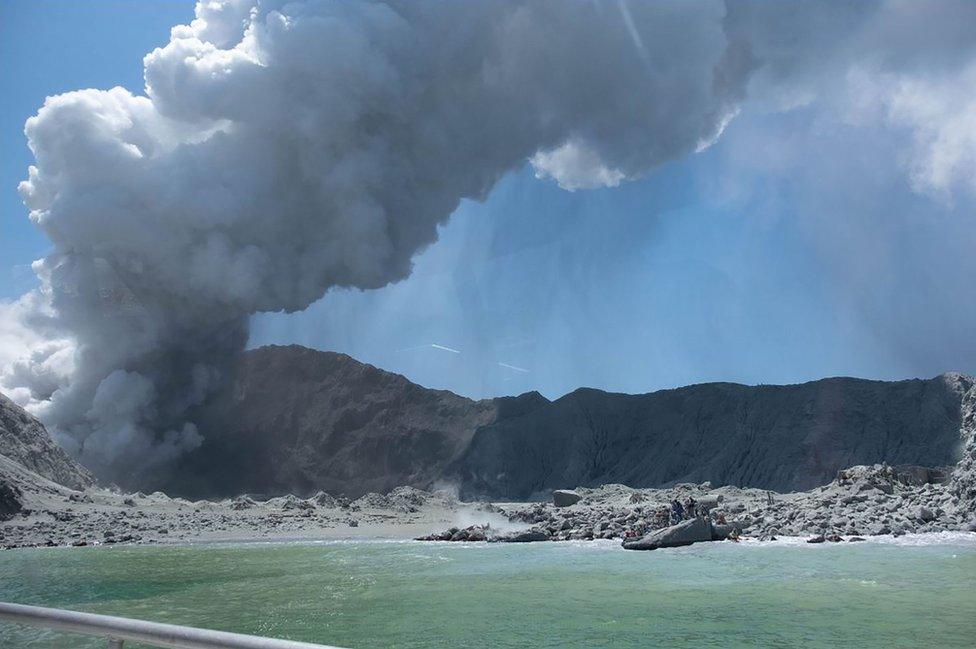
[1,535,974,648]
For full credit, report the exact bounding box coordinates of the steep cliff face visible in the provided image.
[946,374,976,518]
[172,345,500,498]
[455,375,970,499]
[0,393,93,490]
[168,345,972,501]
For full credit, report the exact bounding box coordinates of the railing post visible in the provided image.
[107,637,123,649]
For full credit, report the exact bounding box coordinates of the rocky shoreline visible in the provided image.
[2,457,974,550]
[417,463,976,547]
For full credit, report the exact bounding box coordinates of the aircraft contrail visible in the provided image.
[396,343,462,354]
[430,344,462,354]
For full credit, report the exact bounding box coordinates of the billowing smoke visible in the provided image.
[2,0,753,484]
[3,0,971,486]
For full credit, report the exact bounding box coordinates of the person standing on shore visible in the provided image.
[670,499,685,523]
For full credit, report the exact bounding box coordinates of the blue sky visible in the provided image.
[248,144,916,399]
[3,0,975,402]
[1,0,196,298]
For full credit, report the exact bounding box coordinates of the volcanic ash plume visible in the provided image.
[0,0,852,485]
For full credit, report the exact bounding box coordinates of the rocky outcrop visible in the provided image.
[166,345,972,501]
[0,480,24,521]
[493,529,550,543]
[622,517,714,550]
[417,524,490,542]
[946,374,976,520]
[0,393,93,490]
[552,490,582,507]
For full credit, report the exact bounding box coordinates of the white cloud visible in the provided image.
[531,141,627,191]
[882,67,976,199]
[0,290,75,410]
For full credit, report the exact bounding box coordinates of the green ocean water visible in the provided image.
[1,535,974,648]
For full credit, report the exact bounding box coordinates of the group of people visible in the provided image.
[621,496,735,540]
[668,496,703,523]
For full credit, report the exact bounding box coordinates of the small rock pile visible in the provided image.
[731,464,965,538]
[352,486,445,513]
[416,524,489,542]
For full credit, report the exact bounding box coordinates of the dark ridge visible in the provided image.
[160,345,971,500]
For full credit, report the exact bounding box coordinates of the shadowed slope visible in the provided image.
[455,374,970,499]
[168,345,969,500]
[174,345,502,497]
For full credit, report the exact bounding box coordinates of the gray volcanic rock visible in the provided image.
[946,374,976,517]
[710,523,736,541]
[493,529,550,543]
[0,393,93,490]
[622,517,713,550]
[552,490,582,507]
[166,345,972,502]
[0,480,24,521]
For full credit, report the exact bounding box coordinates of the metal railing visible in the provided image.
[0,602,348,649]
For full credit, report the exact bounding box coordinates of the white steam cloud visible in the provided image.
[2,0,973,485]
[2,0,746,484]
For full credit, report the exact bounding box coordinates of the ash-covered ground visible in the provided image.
[2,458,973,549]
